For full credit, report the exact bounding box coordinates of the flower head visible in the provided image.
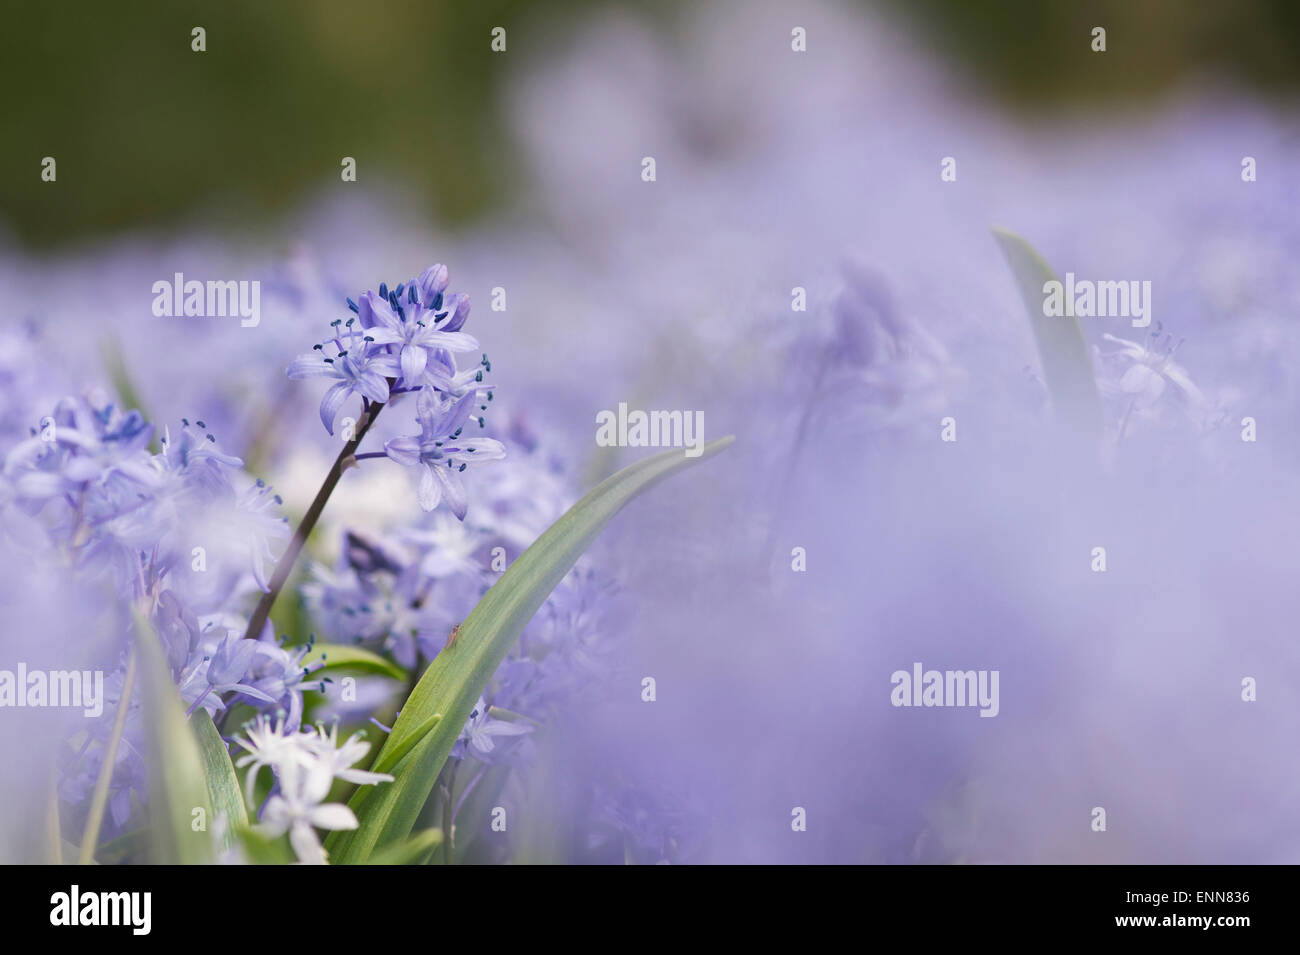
[356,283,479,383]
[288,324,399,435]
[233,714,393,864]
[452,695,532,760]
[384,391,505,518]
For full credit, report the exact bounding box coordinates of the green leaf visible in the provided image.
[328,436,734,863]
[370,711,442,776]
[363,828,444,865]
[992,227,1102,437]
[302,643,407,682]
[235,825,295,865]
[192,709,248,851]
[92,828,150,865]
[131,608,214,864]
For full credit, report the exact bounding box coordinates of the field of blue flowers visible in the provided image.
[2,1,1298,865]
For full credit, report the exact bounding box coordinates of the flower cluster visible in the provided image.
[304,431,615,772]
[0,391,310,834]
[234,716,393,865]
[287,265,505,518]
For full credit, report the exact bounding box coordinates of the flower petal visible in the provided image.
[289,821,329,865]
[287,353,334,379]
[357,290,400,331]
[430,464,467,520]
[307,804,359,832]
[417,264,449,302]
[440,293,471,332]
[456,437,506,462]
[362,327,403,346]
[423,330,479,353]
[417,464,442,512]
[353,370,391,404]
[400,343,428,383]
[319,382,352,435]
[384,435,422,467]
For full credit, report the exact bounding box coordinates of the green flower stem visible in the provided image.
[441,760,460,865]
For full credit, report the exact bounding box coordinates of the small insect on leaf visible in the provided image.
[444,623,461,651]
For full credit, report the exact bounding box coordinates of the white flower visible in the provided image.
[259,758,358,866]
[232,715,394,864]
[1096,331,1221,432]
[305,722,395,788]
[233,714,310,808]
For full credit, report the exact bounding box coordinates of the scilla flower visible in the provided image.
[234,714,393,864]
[287,323,400,435]
[384,390,505,518]
[258,756,356,865]
[356,282,479,383]
[452,695,532,760]
[1095,326,1223,433]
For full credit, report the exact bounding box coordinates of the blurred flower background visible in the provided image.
[2,0,1299,863]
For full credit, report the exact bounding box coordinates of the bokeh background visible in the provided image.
[3,0,1299,864]
[5,0,1300,247]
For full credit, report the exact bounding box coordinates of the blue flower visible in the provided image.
[452,696,531,760]
[241,634,327,730]
[384,391,505,518]
[287,325,400,435]
[5,394,158,503]
[181,633,278,718]
[356,287,478,384]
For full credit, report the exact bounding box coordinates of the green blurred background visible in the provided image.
[3,0,1297,249]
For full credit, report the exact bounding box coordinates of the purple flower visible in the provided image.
[415,263,449,304]
[357,286,478,385]
[181,633,278,717]
[287,325,399,435]
[5,393,158,503]
[384,391,505,518]
[153,590,201,674]
[241,635,326,730]
[157,417,243,493]
[452,696,532,760]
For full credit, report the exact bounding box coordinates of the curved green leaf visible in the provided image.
[363,827,444,865]
[992,227,1102,437]
[327,436,734,863]
[192,709,247,851]
[302,643,407,682]
[131,609,214,864]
